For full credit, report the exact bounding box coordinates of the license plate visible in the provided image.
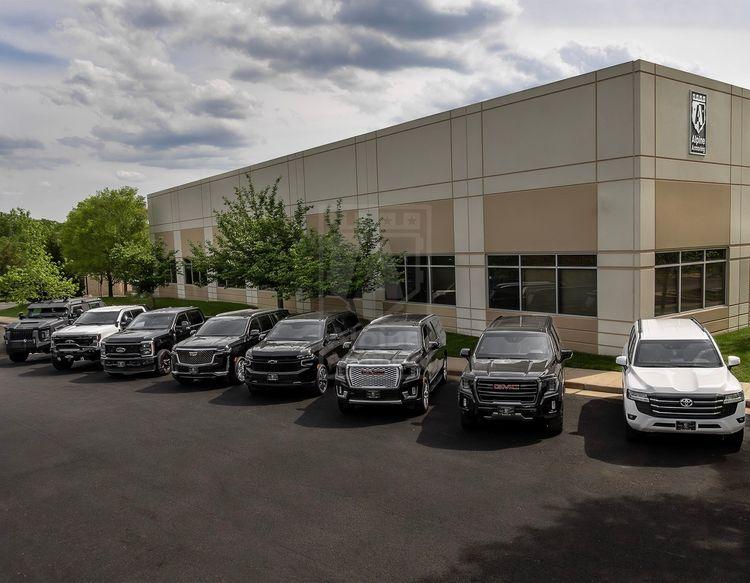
[676,421,696,431]
[499,406,514,415]
[190,366,198,374]
[267,373,278,381]
[367,390,380,399]
[117,361,125,368]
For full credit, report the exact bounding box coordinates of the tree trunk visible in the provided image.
[276,293,284,309]
[106,273,114,298]
[123,282,128,295]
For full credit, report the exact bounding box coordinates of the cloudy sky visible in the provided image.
[1,0,749,220]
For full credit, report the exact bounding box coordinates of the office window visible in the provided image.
[183,259,205,286]
[385,255,455,306]
[488,254,597,317]
[654,249,727,315]
[218,276,245,289]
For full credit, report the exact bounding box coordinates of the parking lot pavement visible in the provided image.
[1,356,749,583]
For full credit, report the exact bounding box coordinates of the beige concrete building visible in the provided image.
[147,60,750,355]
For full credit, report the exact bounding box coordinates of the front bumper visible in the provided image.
[245,363,318,388]
[52,346,100,362]
[623,396,745,435]
[101,355,158,375]
[6,338,49,354]
[457,388,562,421]
[335,377,422,405]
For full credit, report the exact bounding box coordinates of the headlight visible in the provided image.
[403,364,420,381]
[216,345,231,354]
[100,343,106,357]
[459,375,473,392]
[297,349,313,359]
[140,341,154,356]
[542,376,559,396]
[40,329,49,340]
[335,362,347,381]
[627,389,649,402]
[724,391,745,404]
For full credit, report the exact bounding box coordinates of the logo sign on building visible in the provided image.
[689,91,707,155]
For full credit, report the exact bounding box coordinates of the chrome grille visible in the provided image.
[475,379,539,404]
[176,349,215,365]
[7,328,34,340]
[348,365,401,389]
[647,394,727,419]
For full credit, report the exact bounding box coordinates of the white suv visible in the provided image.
[617,318,745,451]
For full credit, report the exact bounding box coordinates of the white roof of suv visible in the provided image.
[639,318,709,341]
[88,305,144,313]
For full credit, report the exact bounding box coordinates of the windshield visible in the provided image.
[354,327,420,351]
[475,331,552,360]
[27,306,67,319]
[196,318,247,337]
[74,311,118,325]
[633,340,723,368]
[266,320,323,342]
[127,312,175,330]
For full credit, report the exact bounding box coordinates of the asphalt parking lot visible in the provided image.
[1,355,749,582]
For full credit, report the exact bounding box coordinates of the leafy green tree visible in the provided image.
[293,202,399,313]
[0,253,77,303]
[190,175,310,308]
[0,209,45,276]
[60,186,149,297]
[111,240,179,308]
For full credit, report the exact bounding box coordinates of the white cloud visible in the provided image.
[115,169,145,182]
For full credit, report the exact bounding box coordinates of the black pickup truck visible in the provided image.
[334,314,448,414]
[3,297,102,363]
[171,308,288,385]
[100,307,204,377]
[457,315,572,433]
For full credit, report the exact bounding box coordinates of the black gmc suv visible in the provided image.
[4,297,102,363]
[334,314,448,414]
[101,307,204,377]
[171,308,288,385]
[244,311,362,396]
[458,315,572,433]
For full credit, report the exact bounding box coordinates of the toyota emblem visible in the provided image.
[679,398,694,408]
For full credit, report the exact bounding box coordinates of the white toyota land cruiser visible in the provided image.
[617,318,745,451]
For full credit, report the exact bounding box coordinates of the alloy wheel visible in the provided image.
[235,357,246,383]
[317,365,329,394]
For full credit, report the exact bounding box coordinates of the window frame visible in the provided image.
[385,254,456,306]
[654,248,727,315]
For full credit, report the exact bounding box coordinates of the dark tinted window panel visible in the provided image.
[488,255,519,267]
[521,255,555,267]
[557,255,597,267]
[188,310,203,325]
[488,268,519,310]
[521,268,556,313]
[558,269,597,316]
[706,248,727,261]
[431,255,455,266]
[406,255,428,266]
[654,267,679,316]
[705,262,726,307]
[259,315,274,331]
[655,252,679,266]
[385,265,406,301]
[430,266,456,305]
[681,250,704,263]
[406,265,429,303]
[680,264,704,312]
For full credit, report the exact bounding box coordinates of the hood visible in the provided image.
[54,324,117,337]
[251,339,320,357]
[105,328,169,343]
[175,335,241,350]
[343,348,420,365]
[8,317,65,330]
[470,357,553,377]
[629,366,740,394]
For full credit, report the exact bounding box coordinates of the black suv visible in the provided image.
[101,307,204,377]
[4,297,102,363]
[458,316,572,433]
[334,314,448,414]
[245,311,362,396]
[171,308,288,385]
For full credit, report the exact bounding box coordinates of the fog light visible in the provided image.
[550,401,556,411]
[410,387,418,396]
[627,414,637,420]
[737,417,745,424]
[402,391,409,399]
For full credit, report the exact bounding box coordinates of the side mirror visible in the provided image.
[343,341,352,350]
[727,355,741,369]
[560,349,574,362]
[327,333,340,342]
[259,332,267,340]
[189,329,196,336]
[459,347,471,359]
[615,355,628,367]
[18,312,25,320]
[249,329,260,338]
[428,340,439,350]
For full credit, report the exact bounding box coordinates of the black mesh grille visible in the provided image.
[8,328,34,340]
[250,356,301,372]
[176,349,215,365]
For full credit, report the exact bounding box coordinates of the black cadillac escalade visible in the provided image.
[171,308,288,385]
[100,307,204,377]
[4,297,102,363]
[334,314,448,414]
[244,311,362,396]
[457,315,572,433]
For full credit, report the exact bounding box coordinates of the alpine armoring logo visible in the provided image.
[689,91,707,156]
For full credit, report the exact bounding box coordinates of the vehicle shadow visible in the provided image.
[574,397,742,467]
[0,354,50,369]
[136,377,225,394]
[294,387,416,428]
[210,383,315,407]
[419,493,750,582]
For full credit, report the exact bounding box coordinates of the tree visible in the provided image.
[190,175,310,308]
[0,209,45,276]
[60,187,149,297]
[111,240,179,308]
[0,253,77,304]
[293,202,400,313]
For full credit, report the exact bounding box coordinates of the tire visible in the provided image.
[155,349,172,376]
[314,364,329,395]
[460,410,480,430]
[723,428,744,453]
[8,352,29,363]
[228,356,246,385]
[412,377,430,415]
[52,358,73,371]
[440,357,448,385]
[338,399,354,414]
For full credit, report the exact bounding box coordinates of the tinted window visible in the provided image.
[196,318,247,336]
[128,312,175,330]
[475,332,552,360]
[175,314,190,328]
[249,318,261,332]
[266,320,323,341]
[74,311,119,325]
[27,306,68,318]
[654,266,679,316]
[522,268,556,313]
[187,310,204,325]
[327,319,345,335]
[633,340,722,368]
[258,315,274,331]
[342,312,359,329]
[354,327,421,350]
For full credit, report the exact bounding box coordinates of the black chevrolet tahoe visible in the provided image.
[458,315,572,433]
[334,314,448,414]
[171,308,288,385]
[101,307,204,377]
[4,297,102,363]
[245,311,362,396]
